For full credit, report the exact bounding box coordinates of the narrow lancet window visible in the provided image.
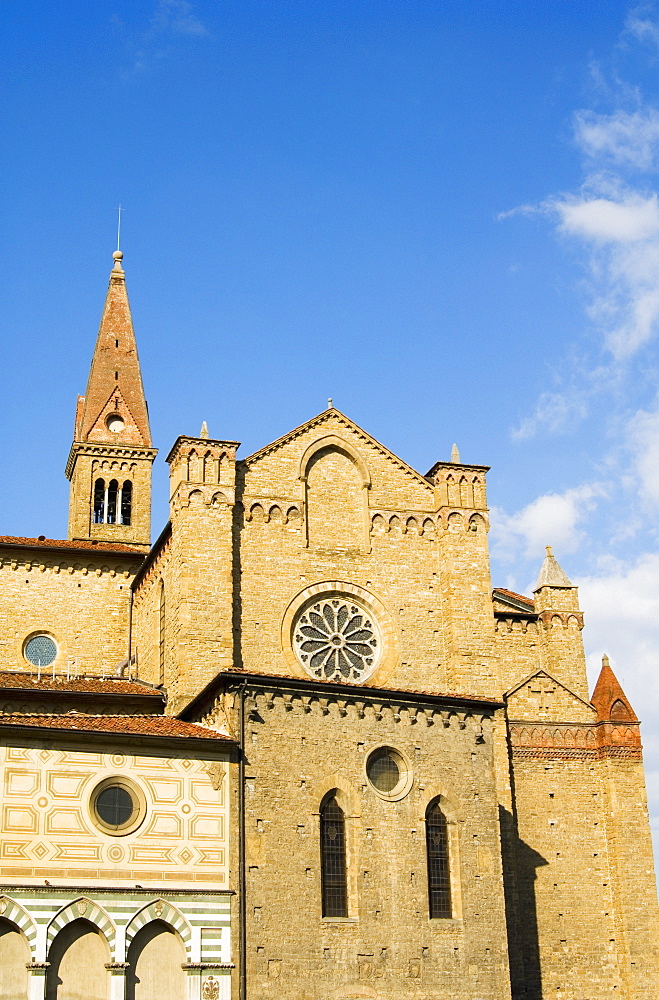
[320,794,348,917]
[93,479,105,523]
[107,480,119,524]
[426,800,451,918]
[159,582,166,686]
[121,480,132,525]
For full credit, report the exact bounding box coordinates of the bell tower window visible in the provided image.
[107,480,119,523]
[93,479,105,523]
[120,480,132,525]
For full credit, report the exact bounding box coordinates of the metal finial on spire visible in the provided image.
[200,421,209,439]
[450,443,460,463]
[117,204,123,252]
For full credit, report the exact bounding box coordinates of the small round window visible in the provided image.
[24,634,57,667]
[91,779,145,835]
[365,747,412,800]
[106,414,125,434]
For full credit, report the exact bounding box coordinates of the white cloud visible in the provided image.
[490,483,604,563]
[512,389,588,440]
[151,0,209,37]
[626,400,659,506]
[551,189,659,242]
[574,109,659,171]
[626,10,659,50]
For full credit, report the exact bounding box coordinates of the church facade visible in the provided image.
[0,251,657,999]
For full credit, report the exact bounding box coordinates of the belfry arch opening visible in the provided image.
[92,478,133,525]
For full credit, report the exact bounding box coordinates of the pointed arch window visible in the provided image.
[93,479,106,523]
[426,800,451,918]
[159,582,166,686]
[121,480,132,525]
[107,480,119,524]
[320,795,348,917]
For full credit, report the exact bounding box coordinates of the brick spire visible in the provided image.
[591,654,638,723]
[75,250,152,447]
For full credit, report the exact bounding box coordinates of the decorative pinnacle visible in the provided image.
[327,397,333,409]
[602,653,610,667]
[533,546,573,591]
[199,421,209,439]
[112,249,124,272]
[450,443,460,463]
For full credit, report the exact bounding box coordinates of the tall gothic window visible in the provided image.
[93,479,105,523]
[320,795,348,917]
[426,800,451,918]
[159,582,166,686]
[107,480,119,524]
[121,480,132,525]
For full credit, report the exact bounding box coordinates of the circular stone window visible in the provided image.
[91,778,145,835]
[365,747,412,800]
[293,596,380,683]
[106,414,125,434]
[24,634,57,667]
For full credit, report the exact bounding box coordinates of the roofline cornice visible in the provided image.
[65,441,158,480]
[0,540,144,560]
[0,723,236,753]
[179,668,504,720]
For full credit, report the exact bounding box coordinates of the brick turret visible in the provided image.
[532,546,588,700]
[65,251,157,550]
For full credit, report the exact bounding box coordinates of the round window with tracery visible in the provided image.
[293,596,380,682]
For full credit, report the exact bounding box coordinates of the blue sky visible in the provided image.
[4,1,659,854]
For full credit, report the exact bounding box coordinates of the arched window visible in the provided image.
[93,479,105,523]
[426,800,451,918]
[159,582,166,686]
[320,794,348,917]
[107,480,119,524]
[121,480,132,525]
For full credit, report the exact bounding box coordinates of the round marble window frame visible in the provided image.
[282,581,398,686]
[364,743,413,802]
[89,776,147,837]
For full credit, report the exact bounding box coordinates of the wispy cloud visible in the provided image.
[151,0,209,38]
[490,482,605,563]
[501,10,659,433]
[574,109,659,170]
[116,0,209,77]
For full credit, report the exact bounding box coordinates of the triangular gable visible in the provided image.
[243,407,435,495]
[506,668,596,723]
[84,387,149,448]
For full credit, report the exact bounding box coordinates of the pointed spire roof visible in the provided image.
[533,545,573,592]
[450,443,460,462]
[75,250,152,448]
[591,655,638,723]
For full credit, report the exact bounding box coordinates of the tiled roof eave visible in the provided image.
[179,668,505,721]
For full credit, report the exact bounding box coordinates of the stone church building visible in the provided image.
[0,250,657,999]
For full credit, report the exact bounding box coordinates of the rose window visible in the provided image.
[293,597,379,682]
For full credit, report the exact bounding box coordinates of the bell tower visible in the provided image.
[65,250,157,550]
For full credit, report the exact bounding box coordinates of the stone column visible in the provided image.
[26,962,48,1000]
[105,961,130,1000]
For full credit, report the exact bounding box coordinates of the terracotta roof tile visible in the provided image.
[0,672,164,698]
[0,714,232,740]
[493,588,535,608]
[190,667,502,707]
[0,536,143,555]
